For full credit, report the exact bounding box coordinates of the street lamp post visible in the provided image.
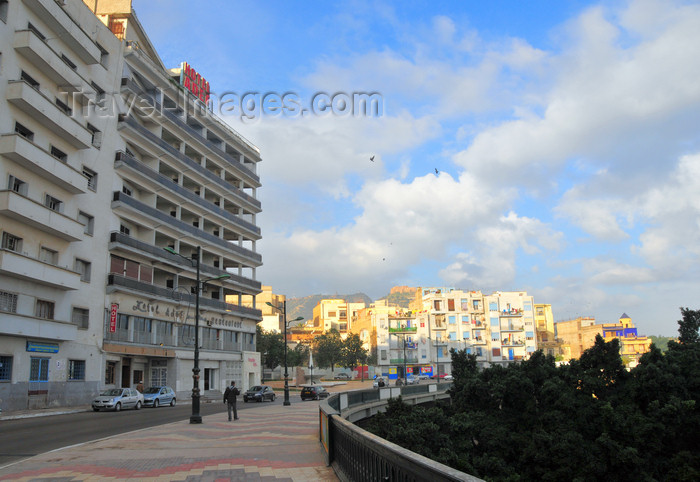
[266,301,302,406]
[164,246,229,424]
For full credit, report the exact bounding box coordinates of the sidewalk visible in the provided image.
[0,398,339,481]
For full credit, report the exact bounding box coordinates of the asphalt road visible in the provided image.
[0,396,293,468]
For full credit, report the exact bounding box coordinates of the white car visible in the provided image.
[92,388,144,412]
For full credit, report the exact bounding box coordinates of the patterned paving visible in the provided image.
[0,401,338,482]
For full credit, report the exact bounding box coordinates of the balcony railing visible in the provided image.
[500,308,523,317]
[111,191,262,265]
[106,273,261,320]
[115,151,260,238]
[388,326,417,333]
[390,358,419,364]
[109,231,261,294]
[117,116,261,211]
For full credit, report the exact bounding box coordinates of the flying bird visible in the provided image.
[435,168,439,174]
[370,155,375,162]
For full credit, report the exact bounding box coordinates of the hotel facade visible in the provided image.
[0,0,263,411]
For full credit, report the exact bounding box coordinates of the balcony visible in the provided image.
[0,190,84,241]
[119,73,261,187]
[21,0,101,64]
[501,339,525,347]
[431,324,447,330]
[0,249,81,290]
[388,326,417,333]
[472,337,487,345]
[6,80,92,149]
[108,231,262,295]
[111,191,262,266]
[500,323,524,332]
[0,134,87,193]
[0,310,78,341]
[14,29,93,95]
[114,151,260,239]
[107,274,262,320]
[390,358,419,364]
[500,308,523,317]
[117,117,261,213]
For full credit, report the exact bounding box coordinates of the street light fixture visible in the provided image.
[164,246,230,423]
[265,300,303,406]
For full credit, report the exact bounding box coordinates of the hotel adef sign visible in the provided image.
[180,62,210,104]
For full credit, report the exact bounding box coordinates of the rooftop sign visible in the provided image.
[180,62,210,104]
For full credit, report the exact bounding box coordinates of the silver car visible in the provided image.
[142,386,176,408]
[92,388,144,412]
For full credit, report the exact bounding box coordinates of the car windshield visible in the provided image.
[144,387,160,394]
[100,389,122,396]
[249,386,263,391]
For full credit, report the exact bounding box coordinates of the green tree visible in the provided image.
[677,307,700,344]
[313,329,343,372]
[256,325,284,372]
[287,342,309,368]
[341,334,367,372]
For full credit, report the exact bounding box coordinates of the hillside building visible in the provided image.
[0,0,262,411]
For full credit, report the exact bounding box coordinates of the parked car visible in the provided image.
[373,377,386,388]
[405,375,418,385]
[142,386,176,408]
[416,374,431,381]
[243,385,276,402]
[334,373,351,380]
[300,385,329,400]
[92,388,143,412]
[431,373,454,381]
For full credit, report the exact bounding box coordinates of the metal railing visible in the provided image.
[320,384,482,481]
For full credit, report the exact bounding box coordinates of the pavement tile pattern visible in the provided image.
[0,399,338,482]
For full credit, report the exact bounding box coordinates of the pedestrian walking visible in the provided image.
[223,381,240,421]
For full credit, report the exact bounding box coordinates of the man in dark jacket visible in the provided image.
[223,381,240,421]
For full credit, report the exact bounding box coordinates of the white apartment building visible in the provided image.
[0,0,263,412]
[370,288,539,380]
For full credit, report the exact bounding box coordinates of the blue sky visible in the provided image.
[133,0,700,336]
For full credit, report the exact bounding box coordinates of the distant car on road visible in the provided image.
[334,373,351,380]
[243,385,276,403]
[142,386,176,408]
[431,373,454,381]
[92,388,143,412]
[405,375,418,385]
[416,374,430,381]
[300,385,329,400]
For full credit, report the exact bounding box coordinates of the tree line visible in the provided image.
[256,326,372,375]
[366,308,700,481]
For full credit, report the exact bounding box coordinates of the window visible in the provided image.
[78,211,94,235]
[448,299,455,311]
[491,317,499,326]
[1,232,22,252]
[489,302,498,311]
[0,355,12,381]
[119,224,130,236]
[39,246,58,265]
[491,333,500,342]
[122,185,132,196]
[0,0,8,23]
[8,175,28,195]
[97,43,109,68]
[74,258,91,282]
[492,348,501,357]
[105,361,116,384]
[462,315,469,324]
[380,349,387,360]
[61,54,77,70]
[30,357,49,382]
[526,331,535,341]
[87,123,101,148]
[448,315,456,324]
[463,331,470,339]
[14,122,33,141]
[68,360,85,380]
[35,299,55,319]
[44,194,63,212]
[0,290,18,313]
[50,146,67,162]
[27,22,46,40]
[90,81,105,104]
[82,167,97,191]
[20,70,40,90]
[71,307,89,328]
[55,97,72,116]
[448,332,457,341]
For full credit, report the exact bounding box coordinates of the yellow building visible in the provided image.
[601,313,651,368]
[555,317,600,361]
[312,299,366,337]
[534,304,562,357]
